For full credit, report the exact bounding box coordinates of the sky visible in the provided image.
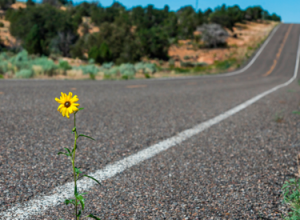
[70,0,300,23]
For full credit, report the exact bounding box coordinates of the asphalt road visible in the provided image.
[1,23,300,219]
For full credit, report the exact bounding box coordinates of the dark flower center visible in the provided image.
[64,101,71,108]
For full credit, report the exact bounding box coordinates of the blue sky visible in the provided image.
[70,0,299,23]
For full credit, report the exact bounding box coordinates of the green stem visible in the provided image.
[72,113,78,220]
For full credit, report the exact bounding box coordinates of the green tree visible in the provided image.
[0,0,15,10]
[7,4,77,55]
[26,0,35,7]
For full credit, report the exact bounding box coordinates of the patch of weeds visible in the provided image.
[287,89,295,93]
[183,55,190,60]
[173,67,190,73]
[293,111,300,115]
[282,178,300,219]
[168,59,175,67]
[247,46,253,50]
[144,73,151,78]
[274,111,284,123]
[0,74,3,79]
[89,73,96,80]
[214,58,237,70]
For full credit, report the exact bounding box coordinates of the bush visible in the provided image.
[119,63,135,79]
[103,66,119,79]
[59,60,72,75]
[0,60,9,74]
[59,60,72,70]
[197,23,229,48]
[143,63,156,74]
[180,61,207,68]
[134,62,145,73]
[0,22,4,28]
[168,59,175,67]
[102,62,114,69]
[282,178,300,219]
[77,65,99,75]
[31,57,58,76]
[214,58,236,70]
[15,69,33,78]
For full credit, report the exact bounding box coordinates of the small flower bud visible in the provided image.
[72,127,76,132]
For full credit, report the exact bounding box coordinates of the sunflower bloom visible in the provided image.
[55,92,80,118]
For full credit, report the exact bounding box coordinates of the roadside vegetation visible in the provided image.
[0,1,281,79]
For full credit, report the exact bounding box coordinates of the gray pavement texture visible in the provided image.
[1,23,300,219]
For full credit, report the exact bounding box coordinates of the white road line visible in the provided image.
[1,33,298,220]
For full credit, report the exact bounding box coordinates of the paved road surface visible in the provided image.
[1,23,300,219]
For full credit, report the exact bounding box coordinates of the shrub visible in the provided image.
[0,60,9,74]
[31,57,58,76]
[10,50,30,70]
[197,23,229,48]
[282,178,300,219]
[77,65,99,75]
[0,22,4,28]
[168,59,175,67]
[214,58,236,70]
[59,60,72,75]
[143,63,156,74]
[119,63,135,79]
[134,62,145,73]
[183,55,190,60]
[15,69,33,78]
[102,62,114,69]
[103,66,119,79]
[59,60,72,71]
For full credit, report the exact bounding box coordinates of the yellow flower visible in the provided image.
[55,92,80,118]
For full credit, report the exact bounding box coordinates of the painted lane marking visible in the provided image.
[1,32,299,220]
[264,24,293,76]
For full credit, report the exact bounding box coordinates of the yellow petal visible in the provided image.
[70,95,79,103]
[66,111,70,118]
[55,97,64,104]
[68,107,73,114]
[68,92,73,99]
[59,107,65,113]
[62,108,66,117]
[73,103,80,107]
[57,104,64,111]
[71,105,78,112]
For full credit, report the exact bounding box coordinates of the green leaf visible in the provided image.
[75,194,85,210]
[86,214,101,220]
[77,210,82,217]
[57,152,69,157]
[84,175,101,186]
[78,134,95,141]
[64,199,76,206]
[75,108,84,114]
[75,167,82,175]
[64,147,71,155]
[292,111,300,115]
